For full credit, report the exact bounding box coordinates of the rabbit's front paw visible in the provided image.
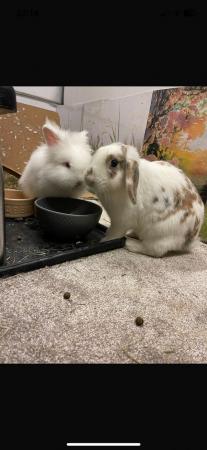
[125,237,145,254]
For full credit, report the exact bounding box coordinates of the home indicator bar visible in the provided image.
[66,444,141,447]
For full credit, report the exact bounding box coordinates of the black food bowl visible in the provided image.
[34,197,102,241]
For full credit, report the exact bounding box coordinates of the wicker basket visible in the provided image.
[4,189,35,218]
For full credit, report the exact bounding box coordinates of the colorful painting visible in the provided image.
[142,87,207,241]
[142,87,207,202]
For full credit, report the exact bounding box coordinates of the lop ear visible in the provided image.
[42,121,60,146]
[125,159,139,205]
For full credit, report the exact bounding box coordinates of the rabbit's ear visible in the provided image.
[42,124,60,146]
[125,159,139,205]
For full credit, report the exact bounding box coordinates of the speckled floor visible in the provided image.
[0,199,207,364]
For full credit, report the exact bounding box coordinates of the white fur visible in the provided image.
[85,143,205,257]
[19,119,92,199]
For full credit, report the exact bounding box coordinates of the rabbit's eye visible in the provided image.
[110,159,119,168]
[63,162,71,168]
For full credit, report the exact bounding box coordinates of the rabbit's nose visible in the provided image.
[85,168,95,185]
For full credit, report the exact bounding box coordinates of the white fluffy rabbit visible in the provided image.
[19,119,92,199]
[85,142,204,257]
